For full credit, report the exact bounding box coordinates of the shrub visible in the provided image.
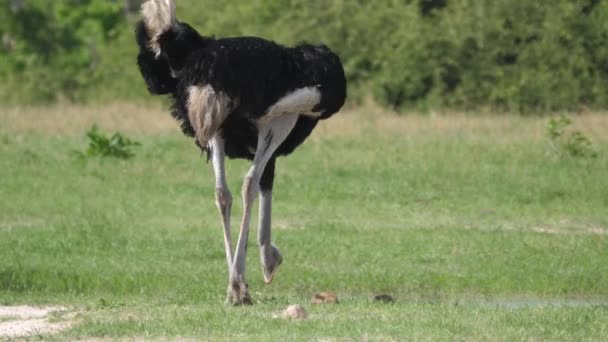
[78,125,140,159]
[547,115,597,158]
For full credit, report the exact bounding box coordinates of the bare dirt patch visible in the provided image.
[0,306,72,339]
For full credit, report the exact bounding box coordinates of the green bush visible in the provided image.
[547,115,597,158]
[77,124,141,159]
[2,0,608,112]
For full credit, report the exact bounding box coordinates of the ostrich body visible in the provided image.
[136,0,346,305]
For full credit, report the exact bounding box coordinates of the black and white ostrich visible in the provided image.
[135,0,346,305]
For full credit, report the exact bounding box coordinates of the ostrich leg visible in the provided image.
[258,158,282,283]
[210,136,233,273]
[227,114,298,305]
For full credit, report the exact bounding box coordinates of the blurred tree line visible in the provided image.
[1,0,607,112]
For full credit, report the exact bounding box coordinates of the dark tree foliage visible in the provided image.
[581,0,601,15]
[2,0,608,113]
[0,0,124,102]
[419,0,447,16]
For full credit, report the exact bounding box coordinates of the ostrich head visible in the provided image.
[135,20,177,95]
[140,0,207,78]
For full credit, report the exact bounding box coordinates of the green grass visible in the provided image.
[1,107,608,340]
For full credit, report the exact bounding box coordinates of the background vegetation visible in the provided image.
[2,0,608,112]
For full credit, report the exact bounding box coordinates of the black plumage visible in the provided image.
[135,20,346,163]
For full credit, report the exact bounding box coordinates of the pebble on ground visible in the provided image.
[282,304,307,319]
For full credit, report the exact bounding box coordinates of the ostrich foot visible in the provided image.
[261,244,283,284]
[226,280,253,305]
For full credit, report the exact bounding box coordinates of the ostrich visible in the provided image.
[135,0,346,305]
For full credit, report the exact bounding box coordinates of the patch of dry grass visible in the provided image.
[316,105,608,143]
[2,102,608,144]
[1,101,175,136]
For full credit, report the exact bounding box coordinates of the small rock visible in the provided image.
[311,292,338,304]
[282,304,307,319]
[373,294,395,303]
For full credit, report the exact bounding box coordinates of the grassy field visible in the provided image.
[1,104,608,340]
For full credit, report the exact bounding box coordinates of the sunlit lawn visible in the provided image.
[1,104,607,340]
